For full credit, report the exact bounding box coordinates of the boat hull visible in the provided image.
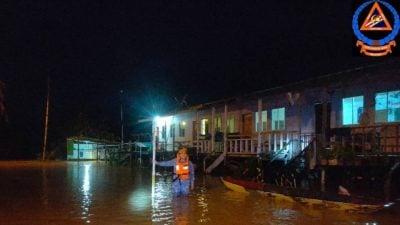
[220,177,249,194]
[257,190,388,213]
[221,177,389,213]
[221,176,264,191]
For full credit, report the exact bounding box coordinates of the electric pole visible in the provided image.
[42,76,50,160]
[120,90,124,148]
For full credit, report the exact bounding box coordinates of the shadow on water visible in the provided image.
[0,161,400,225]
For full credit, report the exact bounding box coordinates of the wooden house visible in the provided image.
[152,62,400,173]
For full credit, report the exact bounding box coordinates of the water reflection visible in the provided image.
[41,166,48,208]
[172,197,190,225]
[129,187,151,212]
[151,175,199,225]
[0,161,399,225]
[270,207,298,225]
[81,164,92,223]
[196,186,210,223]
[151,179,174,224]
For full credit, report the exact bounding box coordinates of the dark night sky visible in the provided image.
[0,1,392,158]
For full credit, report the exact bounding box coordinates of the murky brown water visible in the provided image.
[0,161,399,225]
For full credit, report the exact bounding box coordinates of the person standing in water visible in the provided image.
[154,147,195,196]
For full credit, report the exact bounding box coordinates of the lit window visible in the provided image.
[179,121,186,137]
[255,110,268,132]
[375,90,400,123]
[272,108,285,130]
[227,115,235,133]
[161,125,166,139]
[200,119,209,135]
[214,116,222,132]
[342,96,364,125]
[169,124,175,138]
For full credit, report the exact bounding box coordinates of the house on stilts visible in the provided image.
[152,61,400,199]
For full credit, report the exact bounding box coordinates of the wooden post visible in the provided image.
[321,168,326,192]
[196,111,200,156]
[120,90,124,149]
[223,104,228,163]
[298,95,302,155]
[321,102,327,148]
[257,98,262,156]
[211,107,215,154]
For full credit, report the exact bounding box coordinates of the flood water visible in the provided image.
[0,161,399,225]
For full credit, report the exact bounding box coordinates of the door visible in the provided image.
[242,113,253,136]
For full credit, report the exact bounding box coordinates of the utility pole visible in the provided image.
[42,76,50,161]
[120,90,124,148]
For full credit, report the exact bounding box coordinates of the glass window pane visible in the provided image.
[343,97,353,125]
[272,109,277,130]
[227,115,235,133]
[388,90,400,122]
[255,110,268,132]
[272,108,285,130]
[262,111,268,131]
[162,126,166,139]
[254,112,259,132]
[375,92,388,123]
[170,124,175,137]
[353,96,364,125]
[214,116,221,132]
[201,119,208,135]
[342,96,363,125]
[179,121,185,137]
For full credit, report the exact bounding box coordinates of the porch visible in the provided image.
[156,124,400,162]
[158,130,315,160]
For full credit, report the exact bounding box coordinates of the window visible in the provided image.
[342,96,364,125]
[169,124,175,138]
[272,108,285,130]
[375,90,400,123]
[227,115,235,133]
[161,125,166,139]
[255,110,268,132]
[200,119,209,135]
[214,116,222,132]
[179,121,186,137]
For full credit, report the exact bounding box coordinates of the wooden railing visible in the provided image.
[167,131,315,160]
[226,139,258,155]
[331,124,400,155]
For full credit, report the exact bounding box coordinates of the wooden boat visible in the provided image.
[258,184,393,213]
[259,191,392,213]
[221,177,393,213]
[221,176,264,193]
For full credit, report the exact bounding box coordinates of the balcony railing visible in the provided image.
[159,131,315,161]
[331,124,400,155]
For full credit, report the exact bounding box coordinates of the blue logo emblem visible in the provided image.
[352,1,400,56]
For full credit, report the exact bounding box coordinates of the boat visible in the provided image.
[221,177,393,213]
[261,184,395,213]
[220,176,264,193]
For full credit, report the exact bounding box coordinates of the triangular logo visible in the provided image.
[360,1,392,31]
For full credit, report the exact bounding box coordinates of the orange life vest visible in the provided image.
[175,157,190,180]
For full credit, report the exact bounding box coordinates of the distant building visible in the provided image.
[152,62,400,172]
[66,137,119,160]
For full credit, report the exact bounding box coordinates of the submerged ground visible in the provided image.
[0,161,399,225]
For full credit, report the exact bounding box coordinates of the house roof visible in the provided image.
[161,59,400,115]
